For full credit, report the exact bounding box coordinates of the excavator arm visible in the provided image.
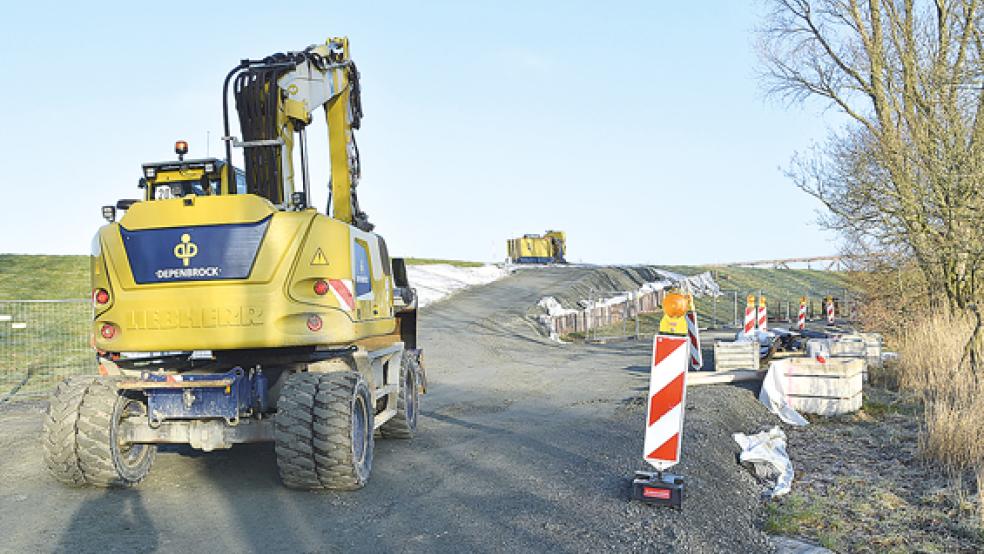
[223,37,371,229]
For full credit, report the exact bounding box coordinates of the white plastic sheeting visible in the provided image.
[654,270,723,298]
[407,264,510,307]
[537,296,578,317]
[759,360,810,426]
[733,426,795,498]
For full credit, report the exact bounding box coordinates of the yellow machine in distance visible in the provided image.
[44,38,423,492]
[507,230,566,264]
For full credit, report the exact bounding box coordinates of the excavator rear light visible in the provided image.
[306,315,323,332]
[93,288,110,305]
[313,280,329,296]
[100,323,117,340]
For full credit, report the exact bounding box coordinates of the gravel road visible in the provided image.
[0,266,778,553]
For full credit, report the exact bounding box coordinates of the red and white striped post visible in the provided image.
[633,292,688,507]
[757,295,768,332]
[743,294,756,335]
[797,296,807,331]
[685,294,702,371]
[825,296,835,324]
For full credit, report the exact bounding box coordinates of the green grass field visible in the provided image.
[0,255,90,300]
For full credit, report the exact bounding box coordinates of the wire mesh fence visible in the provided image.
[0,300,96,400]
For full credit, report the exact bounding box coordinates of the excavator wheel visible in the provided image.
[379,351,420,439]
[43,376,156,487]
[43,377,98,485]
[275,371,374,490]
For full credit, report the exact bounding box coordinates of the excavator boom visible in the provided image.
[222,37,370,229]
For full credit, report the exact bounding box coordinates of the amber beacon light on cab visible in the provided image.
[44,38,424,490]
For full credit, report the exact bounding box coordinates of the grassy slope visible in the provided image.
[0,255,485,299]
[579,265,854,338]
[0,255,90,300]
[664,265,852,328]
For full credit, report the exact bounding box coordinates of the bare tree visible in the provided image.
[760,0,984,310]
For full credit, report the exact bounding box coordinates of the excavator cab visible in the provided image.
[139,142,247,201]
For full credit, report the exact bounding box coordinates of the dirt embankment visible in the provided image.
[523,266,668,318]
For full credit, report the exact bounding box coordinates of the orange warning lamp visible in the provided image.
[662,293,688,318]
[175,140,189,161]
[659,292,688,335]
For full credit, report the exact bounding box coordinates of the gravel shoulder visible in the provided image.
[0,266,779,553]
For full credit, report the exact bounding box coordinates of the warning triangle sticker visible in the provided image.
[311,248,329,266]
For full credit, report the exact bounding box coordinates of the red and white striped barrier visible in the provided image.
[633,292,688,507]
[743,295,756,334]
[643,334,689,470]
[757,296,768,332]
[826,297,835,324]
[685,295,702,371]
[797,297,807,331]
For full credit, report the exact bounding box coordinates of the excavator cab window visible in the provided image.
[152,178,219,199]
[234,169,247,194]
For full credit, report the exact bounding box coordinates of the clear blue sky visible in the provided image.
[0,1,841,264]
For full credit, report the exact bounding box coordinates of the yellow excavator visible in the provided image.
[507,230,566,264]
[42,38,423,490]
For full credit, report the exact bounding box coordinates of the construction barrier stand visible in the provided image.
[633,333,688,507]
[685,294,702,371]
[743,295,756,335]
[643,334,688,470]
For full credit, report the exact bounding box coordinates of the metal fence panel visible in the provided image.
[0,300,96,399]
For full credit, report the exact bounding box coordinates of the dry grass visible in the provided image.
[894,310,984,523]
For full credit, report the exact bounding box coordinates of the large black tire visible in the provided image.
[76,378,156,487]
[42,377,97,485]
[379,351,420,439]
[43,377,156,487]
[275,371,374,490]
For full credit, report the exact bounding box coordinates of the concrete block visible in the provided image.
[713,341,758,372]
[860,332,883,368]
[829,334,866,357]
[781,358,863,416]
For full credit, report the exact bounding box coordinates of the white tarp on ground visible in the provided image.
[407,264,510,307]
[654,270,723,298]
[759,359,810,426]
[733,426,795,498]
[537,296,578,317]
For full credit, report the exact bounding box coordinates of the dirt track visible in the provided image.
[0,267,778,553]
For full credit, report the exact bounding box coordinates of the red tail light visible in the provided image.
[313,279,329,296]
[93,288,110,305]
[100,323,117,340]
[306,315,323,332]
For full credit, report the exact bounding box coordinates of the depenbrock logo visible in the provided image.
[154,233,219,279]
[173,233,199,266]
[121,218,270,284]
